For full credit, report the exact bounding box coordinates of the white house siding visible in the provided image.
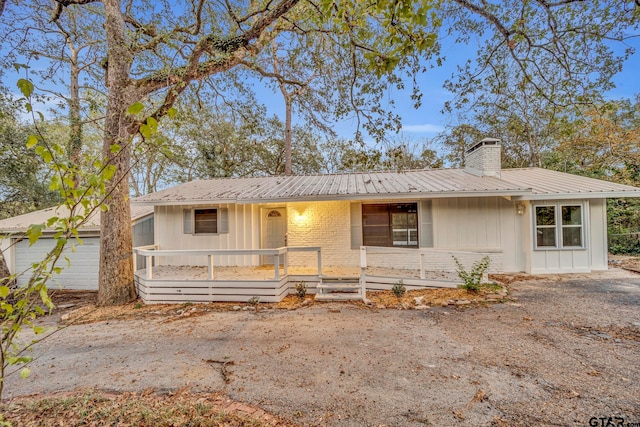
[589,199,608,271]
[14,236,100,290]
[153,204,261,267]
[529,199,593,274]
[286,201,358,267]
[431,197,524,273]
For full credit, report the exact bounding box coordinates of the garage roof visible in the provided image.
[0,203,153,233]
[133,167,640,205]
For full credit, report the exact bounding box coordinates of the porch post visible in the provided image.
[132,250,137,273]
[317,248,322,276]
[359,246,366,296]
[274,254,280,280]
[146,255,153,280]
[283,249,288,276]
[419,252,425,279]
[208,255,214,280]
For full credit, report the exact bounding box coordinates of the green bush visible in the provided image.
[453,255,490,292]
[391,280,406,300]
[295,281,307,299]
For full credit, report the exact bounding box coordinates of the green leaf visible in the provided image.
[26,224,44,245]
[127,102,144,115]
[167,107,177,118]
[1,302,15,314]
[20,368,31,379]
[110,143,121,153]
[0,286,10,298]
[26,135,38,148]
[17,79,34,98]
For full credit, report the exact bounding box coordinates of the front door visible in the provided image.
[262,208,287,265]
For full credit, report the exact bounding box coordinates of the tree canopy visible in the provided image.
[0,0,638,304]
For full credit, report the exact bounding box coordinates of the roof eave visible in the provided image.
[513,191,640,200]
[237,189,532,204]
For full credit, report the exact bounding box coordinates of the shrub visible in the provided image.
[391,280,406,300]
[247,296,260,312]
[295,281,307,299]
[453,255,490,293]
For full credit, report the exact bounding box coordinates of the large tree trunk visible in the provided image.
[284,96,292,176]
[0,252,12,287]
[97,0,137,306]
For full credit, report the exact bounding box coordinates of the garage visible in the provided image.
[14,236,101,290]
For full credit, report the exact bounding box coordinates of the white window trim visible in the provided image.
[533,202,586,251]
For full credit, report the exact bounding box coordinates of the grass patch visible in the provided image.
[1,390,294,427]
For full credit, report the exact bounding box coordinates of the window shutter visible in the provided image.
[350,202,362,249]
[419,200,433,248]
[183,209,192,234]
[218,208,229,234]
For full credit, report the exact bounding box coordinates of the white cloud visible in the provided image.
[401,123,445,134]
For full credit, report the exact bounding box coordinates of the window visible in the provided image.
[194,208,217,234]
[183,207,228,235]
[362,203,418,248]
[535,204,583,249]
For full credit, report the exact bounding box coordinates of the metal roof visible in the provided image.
[133,167,640,206]
[0,203,154,233]
[500,168,640,200]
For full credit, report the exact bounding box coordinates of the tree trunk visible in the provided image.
[97,0,137,306]
[68,48,82,168]
[284,95,292,176]
[0,251,12,287]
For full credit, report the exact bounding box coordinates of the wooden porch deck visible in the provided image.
[132,245,471,304]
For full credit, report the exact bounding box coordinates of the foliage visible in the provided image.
[0,93,62,219]
[391,281,406,300]
[247,296,260,312]
[0,76,120,400]
[453,256,490,293]
[295,281,307,300]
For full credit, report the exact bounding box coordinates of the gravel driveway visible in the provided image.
[6,270,640,426]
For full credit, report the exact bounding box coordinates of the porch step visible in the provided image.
[315,276,363,301]
[317,283,361,292]
[315,292,363,301]
[320,276,360,283]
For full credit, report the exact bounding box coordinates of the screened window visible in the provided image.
[535,204,583,249]
[363,203,418,248]
[194,208,217,234]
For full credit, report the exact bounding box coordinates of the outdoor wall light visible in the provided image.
[516,203,526,215]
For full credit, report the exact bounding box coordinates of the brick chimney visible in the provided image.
[465,138,502,178]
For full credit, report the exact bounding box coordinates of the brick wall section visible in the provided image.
[465,143,501,177]
[286,201,359,267]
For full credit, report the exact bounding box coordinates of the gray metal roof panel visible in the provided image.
[501,168,640,198]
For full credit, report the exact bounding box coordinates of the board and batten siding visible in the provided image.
[431,196,525,273]
[153,204,261,267]
[589,199,608,271]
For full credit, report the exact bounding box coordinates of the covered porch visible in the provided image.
[132,245,491,304]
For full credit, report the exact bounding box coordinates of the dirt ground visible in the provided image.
[3,267,640,426]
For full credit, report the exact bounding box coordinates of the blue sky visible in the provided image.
[256,36,640,142]
[7,26,639,143]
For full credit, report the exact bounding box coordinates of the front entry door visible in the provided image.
[262,208,287,265]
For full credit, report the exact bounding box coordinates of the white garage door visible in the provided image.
[15,237,100,290]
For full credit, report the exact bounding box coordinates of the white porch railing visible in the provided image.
[359,246,502,290]
[133,245,322,281]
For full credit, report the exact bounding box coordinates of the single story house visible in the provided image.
[0,204,154,290]
[130,139,640,303]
